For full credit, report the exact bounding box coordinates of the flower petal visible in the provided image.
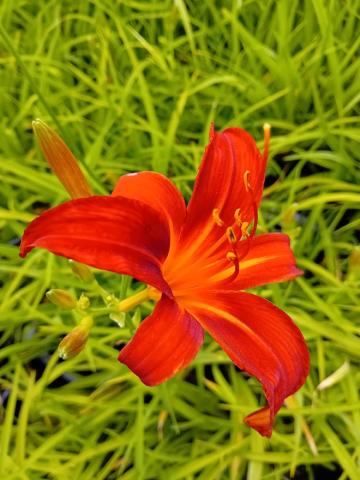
[112,172,186,239]
[20,196,172,295]
[187,291,309,436]
[210,233,302,290]
[180,126,266,250]
[118,295,203,385]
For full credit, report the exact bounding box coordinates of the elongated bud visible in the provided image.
[69,260,94,283]
[58,316,93,360]
[32,119,92,199]
[46,289,77,310]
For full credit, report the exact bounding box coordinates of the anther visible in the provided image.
[241,221,249,238]
[234,208,242,225]
[226,227,237,244]
[244,170,251,192]
[226,251,237,262]
[226,250,240,281]
[212,208,224,227]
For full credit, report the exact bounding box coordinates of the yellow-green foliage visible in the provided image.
[0,1,359,479]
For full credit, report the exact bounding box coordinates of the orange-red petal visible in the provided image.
[210,233,302,290]
[187,291,309,436]
[179,126,266,252]
[20,196,172,296]
[112,172,186,239]
[118,295,203,385]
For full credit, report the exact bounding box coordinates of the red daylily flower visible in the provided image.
[20,122,309,437]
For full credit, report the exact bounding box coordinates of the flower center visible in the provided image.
[163,170,259,299]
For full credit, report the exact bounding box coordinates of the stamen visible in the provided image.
[226,251,237,262]
[241,221,249,238]
[209,122,215,141]
[234,208,242,226]
[212,128,270,284]
[249,197,258,238]
[243,171,258,238]
[263,123,271,163]
[226,227,237,244]
[243,170,251,192]
[225,250,240,281]
[212,208,224,227]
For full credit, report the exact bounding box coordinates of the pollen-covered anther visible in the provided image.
[226,251,237,262]
[226,226,237,244]
[243,170,251,192]
[241,221,250,238]
[212,208,224,227]
[234,208,242,226]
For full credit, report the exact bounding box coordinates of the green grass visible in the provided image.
[0,0,359,478]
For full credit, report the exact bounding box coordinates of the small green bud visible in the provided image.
[58,316,93,360]
[105,294,118,307]
[77,293,90,310]
[46,289,77,310]
[69,260,94,283]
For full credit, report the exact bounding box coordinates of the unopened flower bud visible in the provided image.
[58,316,93,360]
[69,260,94,283]
[32,119,92,199]
[77,293,90,310]
[46,289,77,310]
[106,294,118,307]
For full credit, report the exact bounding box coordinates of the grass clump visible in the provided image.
[0,1,359,478]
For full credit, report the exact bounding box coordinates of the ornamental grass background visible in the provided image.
[0,1,359,479]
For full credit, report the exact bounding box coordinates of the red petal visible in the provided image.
[20,196,172,295]
[210,233,302,290]
[187,291,309,436]
[112,172,186,239]
[118,296,203,385]
[180,127,266,249]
